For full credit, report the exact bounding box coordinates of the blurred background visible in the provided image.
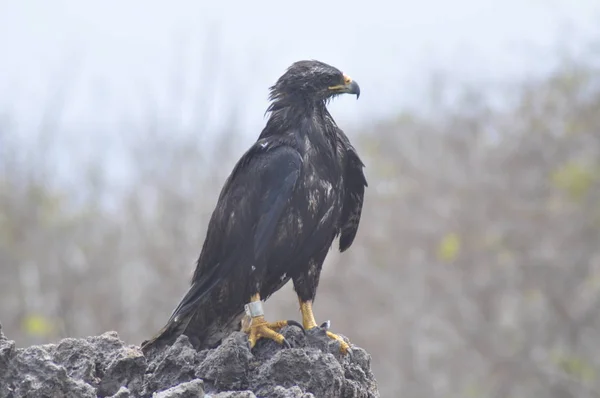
[2,0,600,396]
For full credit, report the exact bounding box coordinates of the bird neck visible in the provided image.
[267,92,325,113]
[266,96,326,120]
[260,101,339,152]
[265,101,324,131]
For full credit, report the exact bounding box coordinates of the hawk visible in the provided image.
[142,60,367,355]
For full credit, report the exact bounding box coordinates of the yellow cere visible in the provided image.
[329,74,353,91]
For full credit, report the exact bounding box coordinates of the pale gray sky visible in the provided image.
[1,0,599,186]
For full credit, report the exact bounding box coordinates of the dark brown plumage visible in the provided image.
[142,60,367,354]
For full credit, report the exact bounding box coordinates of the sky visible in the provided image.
[0,0,599,187]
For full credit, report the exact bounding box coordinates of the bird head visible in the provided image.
[268,60,360,107]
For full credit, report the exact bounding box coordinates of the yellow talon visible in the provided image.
[299,299,352,354]
[244,293,301,349]
[325,330,351,354]
[244,316,288,348]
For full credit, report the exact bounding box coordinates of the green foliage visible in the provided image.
[28,185,66,227]
[436,232,461,262]
[551,161,598,201]
[463,381,484,398]
[551,351,597,382]
[22,314,55,338]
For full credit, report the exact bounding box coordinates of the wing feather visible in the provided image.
[339,147,367,252]
[166,142,302,324]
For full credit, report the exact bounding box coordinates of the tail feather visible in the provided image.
[141,277,246,354]
[140,312,193,354]
[141,278,217,354]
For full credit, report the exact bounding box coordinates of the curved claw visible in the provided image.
[245,316,296,350]
[287,320,306,334]
[346,347,354,361]
[320,320,331,330]
[325,330,351,355]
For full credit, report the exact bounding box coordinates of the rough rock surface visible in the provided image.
[0,322,379,398]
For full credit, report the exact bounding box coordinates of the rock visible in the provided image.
[7,345,96,398]
[253,348,344,397]
[0,322,16,398]
[154,379,204,398]
[0,323,379,398]
[97,344,146,396]
[52,337,99,385]
[142,335,205,396]
[206,385,314,398]
[209,391,256,398]
[108,386,133,398]
[266,386,315,398]
[196,333,253,391]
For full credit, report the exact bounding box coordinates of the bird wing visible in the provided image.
[338,146,368,252]
[166,142,303,324]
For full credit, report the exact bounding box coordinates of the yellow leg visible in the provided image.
[299,299,351,354]
[244,293,301,349]
[299,300,318,329]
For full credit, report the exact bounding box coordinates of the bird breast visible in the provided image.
[295,132,344,229]
[305,174,335,213]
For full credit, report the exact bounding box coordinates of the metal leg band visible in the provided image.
[245,300,264,318]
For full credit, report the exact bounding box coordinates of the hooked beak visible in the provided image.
[329,73,361,99]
